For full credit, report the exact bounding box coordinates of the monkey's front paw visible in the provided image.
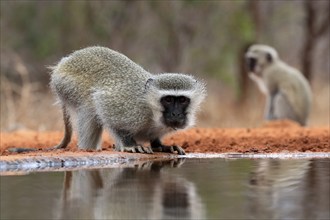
[153,145,186,155]
[141,146,154,154]
[120,145,153,154]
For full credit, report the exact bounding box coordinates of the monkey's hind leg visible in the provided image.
[273,93,302,125]
[112,130,153,154]
[76,108,103,150]
[151,138,186,155]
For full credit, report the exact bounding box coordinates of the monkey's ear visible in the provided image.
[266,53,273,63]
[145,78,154,90]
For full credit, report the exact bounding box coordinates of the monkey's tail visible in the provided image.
[6,105,73,154]
[53,104,72,149]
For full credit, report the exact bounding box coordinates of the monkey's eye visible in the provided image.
[178,96,190,104]
[162,96,173,104]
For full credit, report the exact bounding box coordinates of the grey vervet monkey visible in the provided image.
[245,44,312,126]
[9,47,206,154]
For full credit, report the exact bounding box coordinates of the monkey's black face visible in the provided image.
[246,57,257,72]
[161,95,190,129]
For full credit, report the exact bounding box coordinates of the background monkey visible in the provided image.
[9,46,206,154]
[245,44,312,126]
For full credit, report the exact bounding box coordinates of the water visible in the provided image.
[1,158,329,220]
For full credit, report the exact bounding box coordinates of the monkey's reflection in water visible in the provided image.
[56,159,205,219]
[247,159,329,219]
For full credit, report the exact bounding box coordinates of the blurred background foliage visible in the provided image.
[0,0,329,131]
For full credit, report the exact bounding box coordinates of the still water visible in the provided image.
[1,158,329,220]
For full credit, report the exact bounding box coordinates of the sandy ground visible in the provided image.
[0,120,329,159]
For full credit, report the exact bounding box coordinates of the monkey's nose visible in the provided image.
[171,112,183,117]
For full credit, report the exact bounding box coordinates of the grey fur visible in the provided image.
[50,46,206,153]
[246,44,312,126]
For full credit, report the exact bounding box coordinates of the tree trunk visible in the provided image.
[302,0,315,81]
[302,0,329,81]
[237,0,261,103]
[237,42,254,103]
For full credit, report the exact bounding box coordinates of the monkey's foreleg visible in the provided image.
[113,130,153,154]
[150,139,186,155]
[264,94,276,120]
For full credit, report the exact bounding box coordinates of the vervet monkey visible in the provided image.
[9,47,206,154]
[245,44,312,126]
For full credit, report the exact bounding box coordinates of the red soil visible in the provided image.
[0,120,329,158]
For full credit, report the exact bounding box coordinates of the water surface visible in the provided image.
[1,158,329,219]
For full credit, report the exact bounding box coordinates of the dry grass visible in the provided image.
[0,74,63,131]
[0,78,329,131]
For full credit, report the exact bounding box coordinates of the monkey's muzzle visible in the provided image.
[163,117,186,129]
[246,57,257,72]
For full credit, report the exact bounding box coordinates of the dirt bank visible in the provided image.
[1,120,329,158]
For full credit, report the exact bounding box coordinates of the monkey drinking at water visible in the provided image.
[9,46,206,155]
